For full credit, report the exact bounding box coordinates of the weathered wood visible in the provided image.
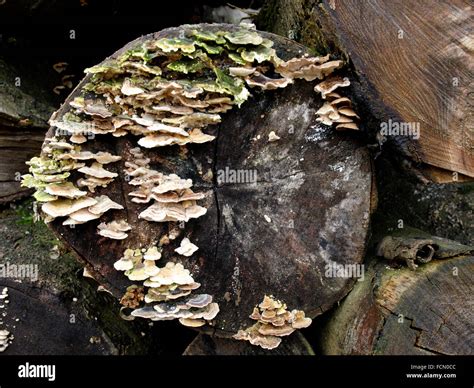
[258,0,474,180]
[319,253,474,355]
[45,24,373,337]
[0,127,45,203]
[0,58,54,203]
[183,332,314,355]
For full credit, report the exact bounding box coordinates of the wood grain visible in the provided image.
[258,0,474,179]
[319,255,474,355]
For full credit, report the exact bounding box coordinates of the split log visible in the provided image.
[257,0,474,181]
[318,231,474,355]
[183,332,314,355]
[44,24,374,337]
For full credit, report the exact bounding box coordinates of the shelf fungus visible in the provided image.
[116,245,218,328]
[25,25,352,226]
[23,24,358,337]
[125,146,208,223]
[315,79,359,131]
[97,219,131,240]
[131,293,219,327]
[174,237,199,257]
[233,295,312,350]
[21,135,123,225]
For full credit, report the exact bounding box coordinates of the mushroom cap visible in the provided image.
[229,67,256,77]
[144,246,162,261]
[314,76,351,98]
[68,208,101,222]
[70,134,88,144]
[139,202,207,223]
[78,162,118,179]
[178,318,206,327]
[245,72,293,90]
[138,128,215,148]
[291,316,312,329]
[42,197,97,218]
[148,262,195,286]
[144,260,160,276]
[97,220,131,240]
[148,122,189,137]
[88,195,124,214]
[336,122,359,131]
[233,327,282,350]
[44,182,87,199]
[186,293,213,308]
[125,264,150,281]
[121,78,145,96]
[114,257,134,271]
[131,189,205,204]
[174,237,199,257]
[258,323,295,337]
[189,302,220,320]
[152,174,193,194]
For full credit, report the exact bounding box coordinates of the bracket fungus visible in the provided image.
[23,23,367,347]
[97,219,131,240]
[233,295,312,350]
[115,246,218,328]
[314,78,359,131]
[175,237,199,257]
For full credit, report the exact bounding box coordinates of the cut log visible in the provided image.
[319,249,474,355]
[40,24,373,338]
[183,332,314,355]
[257,0,474,181]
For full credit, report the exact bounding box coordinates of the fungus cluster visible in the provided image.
[115,246,218,328]
[233,295,312,350]
[315,76,359,130]
[97,219,131,240]
[22,25,359,345]
[21,137,124,225]
[125,147,207,223]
